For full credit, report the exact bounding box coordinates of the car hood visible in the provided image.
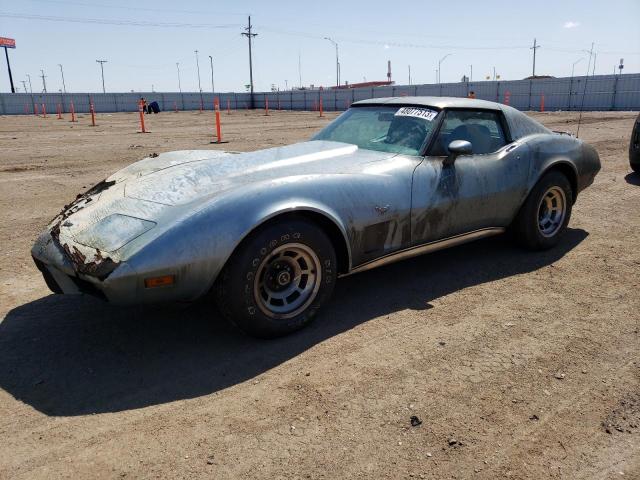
[122,140,394,206]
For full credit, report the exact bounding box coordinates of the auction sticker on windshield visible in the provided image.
[394,107,438,121]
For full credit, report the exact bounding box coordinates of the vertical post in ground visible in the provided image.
[264,96,269,116]
[212,97,223,143]
[138,100,146,133]
[540,93,545,112]
[90,102,96,126]
[319,96,323,117]
[42,103,46,118]
[57,103,62,119]
[70,101,76,122]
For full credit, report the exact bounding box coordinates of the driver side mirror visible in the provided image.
[443,140,472,166]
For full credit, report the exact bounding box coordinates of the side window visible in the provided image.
[429,110,507,156]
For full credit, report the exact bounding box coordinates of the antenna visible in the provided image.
[576,42,594,138]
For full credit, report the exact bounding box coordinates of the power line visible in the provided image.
[24,0,248,17]
[0,12,240,29]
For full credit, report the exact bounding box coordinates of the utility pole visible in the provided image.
[176,62,182,92]
[324,37,339,87]
[470,65,473,82]
[241,15,257,108]
[20,79,27,92]
[96,60,107,93]
[39,69,47,93]
[208,55,215,93]
[298,51,302,88]
[285,79,288,90]
[58,64,66,93]
[26,73,32,93]
[530,38,541,77]
[408,65,411,85]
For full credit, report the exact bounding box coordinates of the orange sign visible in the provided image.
[0,37,16,48]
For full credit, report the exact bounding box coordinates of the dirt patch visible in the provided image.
[0,109,639,479]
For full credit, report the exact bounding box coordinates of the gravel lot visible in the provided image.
[0,109,638,479]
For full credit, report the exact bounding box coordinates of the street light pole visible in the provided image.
[176,62,182,92]
[58,64,66,93]
[438,53,452,84]
[571,57,584,77]
[208,55,215,93]
[194,50,202,92]
[26,73,32,93]
[324,37,339,87]
[96,60,107,93]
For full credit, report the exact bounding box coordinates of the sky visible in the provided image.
[1,0,639,94]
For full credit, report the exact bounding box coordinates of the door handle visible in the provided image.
[506,144,518,153]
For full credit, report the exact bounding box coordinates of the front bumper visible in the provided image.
[31,229,140,304]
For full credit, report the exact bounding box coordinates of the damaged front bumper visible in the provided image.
[31,229,138,304]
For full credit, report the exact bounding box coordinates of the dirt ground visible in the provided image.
[0,108,638,480]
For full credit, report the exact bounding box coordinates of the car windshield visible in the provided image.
[312,105,441,156]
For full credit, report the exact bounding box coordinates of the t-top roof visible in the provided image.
[353,96,503,111]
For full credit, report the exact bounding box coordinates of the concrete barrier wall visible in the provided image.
[1,73,639,115]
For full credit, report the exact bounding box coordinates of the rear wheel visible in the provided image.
[215,219,337,338]
[512,171,573,250]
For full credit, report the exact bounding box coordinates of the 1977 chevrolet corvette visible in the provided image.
[32,97,601,337]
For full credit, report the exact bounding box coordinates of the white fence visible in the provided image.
[1,73,639,115]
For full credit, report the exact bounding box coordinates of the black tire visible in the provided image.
[512,171,573,250]
[215,218,337,338]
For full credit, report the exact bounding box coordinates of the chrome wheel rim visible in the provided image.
[254,243,321,319]
[537,186,566,237]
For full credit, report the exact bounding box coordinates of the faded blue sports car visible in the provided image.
[32,97,601,337]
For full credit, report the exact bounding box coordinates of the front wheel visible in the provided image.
[511,171,573,250]
[215,218,337,338]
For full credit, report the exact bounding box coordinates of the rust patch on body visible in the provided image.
[49,179,120,280]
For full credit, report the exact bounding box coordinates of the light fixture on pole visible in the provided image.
[438,53,452,84]
[323,37,339,87]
